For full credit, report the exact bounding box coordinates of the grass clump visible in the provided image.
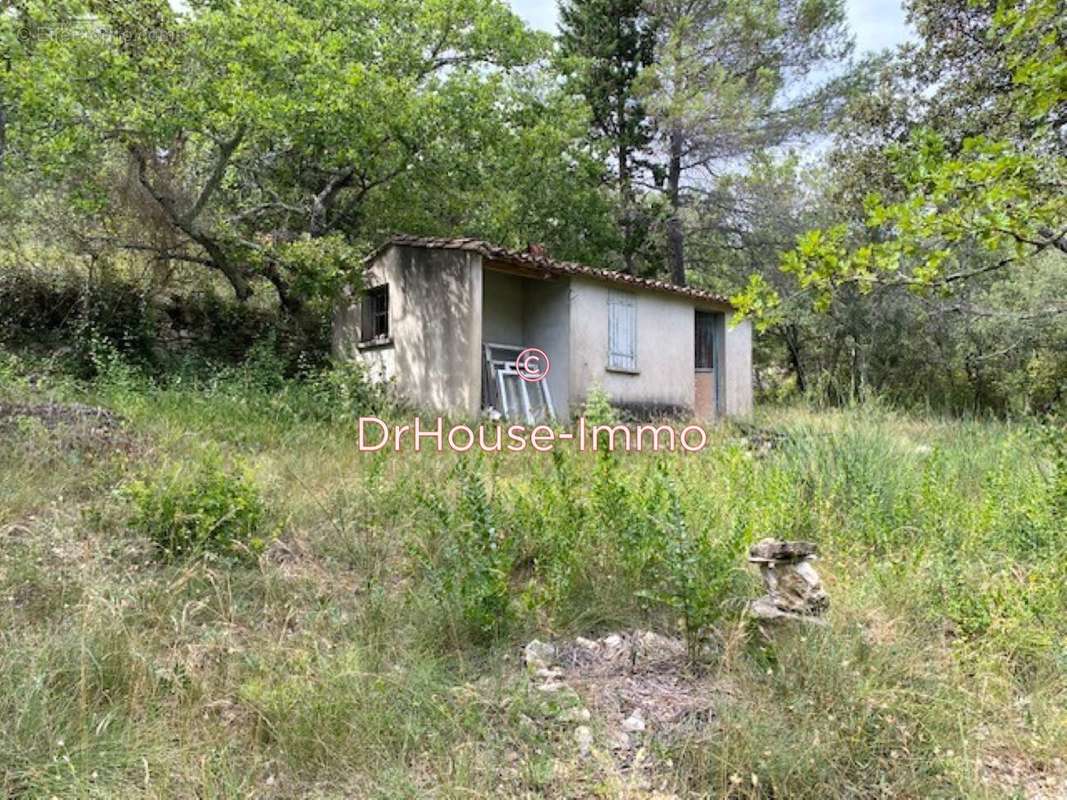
[120,450,273,564]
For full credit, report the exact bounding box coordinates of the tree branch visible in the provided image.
[185,124,246,225]
[310,166,356,236]
[132,146,253,301]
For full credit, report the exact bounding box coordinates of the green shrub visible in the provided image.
[414,462,514,644]
[1042,420,1067,518]
[580,384,617,427]
[121,452,272,563]
[300,359,392,423]
[635,464,749,658]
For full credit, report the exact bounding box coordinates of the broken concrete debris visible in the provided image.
[748,538,829,624]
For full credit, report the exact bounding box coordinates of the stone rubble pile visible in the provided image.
[747,538,829,625]
[522,629,713,767]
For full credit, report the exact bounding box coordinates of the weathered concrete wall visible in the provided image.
[333,245,483,417]
[568,278,696,416]
[723,314,754,417]
[482,268,524,346]
[332,249,398,383]
[481,268,571,419]
[522,277,571,420]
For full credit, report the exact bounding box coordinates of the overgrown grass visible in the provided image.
[1,350,1063,797]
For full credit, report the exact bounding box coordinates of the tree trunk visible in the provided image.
[619,145,635,274]
[666,129,685,286]
[132,144,254,303]
[782,324,806,393]
[616,83,635,274]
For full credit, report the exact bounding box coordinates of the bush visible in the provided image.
[121,452,272,563]
[633,465,749,658]
[0,268,325,377]
[414,462,515,644]
[299,359,393,423]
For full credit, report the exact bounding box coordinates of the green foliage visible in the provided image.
[0,266,324,375]
[120,451,272,563]
[727,1,1067,414]
[635,464,746,657]
[1041,420,1067,518]
[764,130,1065,311]
[558,0,658,268]
[300,359,392,424]
[415,462,515,643]
[580,384,619,427]
[994,0,1066,120]
[935,557,1066,675]
[262,234,363,309]
[579,384,620,451]
[739,0,1067,319]
[1,0,615,314]
[636,0,853,281]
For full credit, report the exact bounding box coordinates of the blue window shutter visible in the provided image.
[608,293,637,371]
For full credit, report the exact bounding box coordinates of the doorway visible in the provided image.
[694,310,720,420]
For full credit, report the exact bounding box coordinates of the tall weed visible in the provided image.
[120,450,273,564]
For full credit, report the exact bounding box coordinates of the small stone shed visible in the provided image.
[333,235,753,421]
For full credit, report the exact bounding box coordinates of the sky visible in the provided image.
[509,0,915,55]
[166,0,914,54]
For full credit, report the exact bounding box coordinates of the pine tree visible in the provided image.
[559,0,657,273]
[640,0,853,285]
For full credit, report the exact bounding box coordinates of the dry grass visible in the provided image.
[0,361,1064,798]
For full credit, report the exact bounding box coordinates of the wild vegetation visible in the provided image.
[4,283,1059,797]
[1,349,1064,797]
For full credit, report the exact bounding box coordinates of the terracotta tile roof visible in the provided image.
[367,234,735,308]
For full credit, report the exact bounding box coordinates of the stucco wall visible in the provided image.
[482,268,524,346]
[332,249,398,383]
[333,245,483,417]
[481,268,571,419]
[568,277,697,415]
[723,313,754,417]
[522,277,571,420]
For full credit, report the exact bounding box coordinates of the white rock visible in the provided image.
[611,730,632,750]
[602,634,624,649]
[574,725,593,757]
[575,636,600,651]
[560,707,591,722]
[622,709,646,733]
[536,680,566,693]
[524,640,557,672]
[749,596,828,626]
[638,630,676,652]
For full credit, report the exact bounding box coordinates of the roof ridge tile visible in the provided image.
[367,234,734,307]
